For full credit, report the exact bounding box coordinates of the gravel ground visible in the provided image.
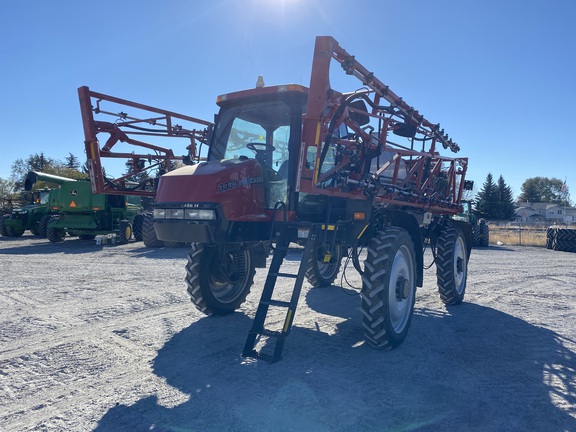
[1,234,575,431]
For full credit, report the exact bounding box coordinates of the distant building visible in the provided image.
[515,202,576,224]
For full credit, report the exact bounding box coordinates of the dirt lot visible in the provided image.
[1,234,575,431]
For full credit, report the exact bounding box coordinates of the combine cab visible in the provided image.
[150,36,474,361]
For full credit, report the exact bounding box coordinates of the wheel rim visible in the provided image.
[388,244,415,333]
[453,235,467,294]
[208,247,251,304]
[316,245,341,279]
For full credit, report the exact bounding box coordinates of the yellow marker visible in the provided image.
[69,201,76,208]
[283,310,293,333]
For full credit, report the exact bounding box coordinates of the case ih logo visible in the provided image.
[70,190,78,197]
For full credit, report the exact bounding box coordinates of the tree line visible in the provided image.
[475,173,571,220]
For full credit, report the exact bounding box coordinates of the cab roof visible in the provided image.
[216,84,308,106]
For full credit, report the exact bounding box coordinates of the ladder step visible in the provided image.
[261,329,284,338]
[261,299,291,307]
[243,350,277,363]
[269,272,297,279]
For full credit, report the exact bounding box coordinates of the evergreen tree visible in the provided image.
[495,175,515,219]
[475,173,497,219]
[65,153,81,170]
[124,159,150,185]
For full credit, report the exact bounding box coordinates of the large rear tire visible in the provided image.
[361,227,417,349]
[436,224,468,305]
[142,213,163,248]
[47,216,66,243]
[37,214,51,238]
[478,220,489,247]
[0,215,8,237]
[305,244,344,287]
[133,214,144,242]
[185,243,255,315]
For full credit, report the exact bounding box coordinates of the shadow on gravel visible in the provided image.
[0,239,102,255]
[127,246,190,260]
[95,286,576,432]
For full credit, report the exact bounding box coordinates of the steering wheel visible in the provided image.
[247,142,275,153]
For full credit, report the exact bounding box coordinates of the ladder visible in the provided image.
[242,222,318,363]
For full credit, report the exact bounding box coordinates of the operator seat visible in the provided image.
[277,160,289,180]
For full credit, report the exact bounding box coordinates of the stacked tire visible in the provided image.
[547,227,576,252]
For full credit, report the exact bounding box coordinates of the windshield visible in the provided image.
[210,100,291,172]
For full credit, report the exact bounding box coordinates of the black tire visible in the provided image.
[185,243,255,315]
[478,219,489,247]
[435,224,468,305]
[29,224,39,236]
[546,227,557,249]
[142,213,163,248]
[133,214,144,242]
[361,228,417,349]
[553,238,576,253]
[118,220,132,244]
[0,215,8,237]
[8,226,25,237]
[47,216,66,243]
[555,228,576,241]
[472,223,480,247]
[37,214,51,238]
[305,244,345,287]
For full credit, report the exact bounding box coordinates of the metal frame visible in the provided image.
[298,36,468,214]
[78,86,213,196]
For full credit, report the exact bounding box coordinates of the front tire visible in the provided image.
[361,228,417,349]
[185,243,255,315]
[0,215,9,237]
[305,244,344,287]
[118,220,132,244]
[133,214,144,242]
[37,214,51,238]
[435,224,468,305]
[142,213,163,248]
[47,216,66,243]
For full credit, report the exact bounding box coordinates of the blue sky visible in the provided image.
[1,0,575,200]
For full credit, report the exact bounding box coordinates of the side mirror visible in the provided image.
[393,122,417,138]
[348,100,370,127]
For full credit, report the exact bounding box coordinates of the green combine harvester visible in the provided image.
[0,171,144,244]
[38,172,144,243]
[0,172,72,238]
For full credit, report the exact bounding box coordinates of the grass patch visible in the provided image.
[488,226,547,247]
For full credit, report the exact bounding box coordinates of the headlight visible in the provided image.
[153,209,166,219]
[185,209,216,220]
[166,209,185,219]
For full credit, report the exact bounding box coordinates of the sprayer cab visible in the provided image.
[153,84,309,243]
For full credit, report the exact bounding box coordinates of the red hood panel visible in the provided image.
[155,158,267,221]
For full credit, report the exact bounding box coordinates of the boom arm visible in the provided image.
[299,36,469,214]
[78,86,213,196]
